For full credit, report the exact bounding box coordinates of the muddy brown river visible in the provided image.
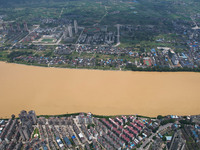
[0,62,199,118]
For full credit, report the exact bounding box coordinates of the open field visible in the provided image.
[0,61,199,118]
[41,38,55,43]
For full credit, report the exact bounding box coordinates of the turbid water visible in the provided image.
[0,61,199,118]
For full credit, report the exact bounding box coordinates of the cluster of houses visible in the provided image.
[9,43,200,70]
[97,116,147,149]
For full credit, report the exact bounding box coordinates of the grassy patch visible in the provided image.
[41,38,55,43]
[32,128,40,139]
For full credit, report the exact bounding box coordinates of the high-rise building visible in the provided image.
[63,26,68,39]
[116,24,120,44]
[28,110,37,125]
[23,22,28,32]
[68,25,73,37]
[11,114,15,119]
[19,110,28,123]
[109,32,112,42]
[2,23,6,31]
[17,23,21,32]
[74,20,78,34]
[9,24,14,32]
[18,110,34,141]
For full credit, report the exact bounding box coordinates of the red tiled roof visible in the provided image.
[127,126,138,135]
[134,120,144,127]
[121,134,130,142]
[131,122,142,131]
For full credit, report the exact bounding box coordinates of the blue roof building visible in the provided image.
[63,137,72,146]
[72,135,76,139]
[43,144,48,150]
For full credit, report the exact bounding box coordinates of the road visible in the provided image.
[56,34,64,45]
[99,6,108,23]
[59,8,64,18]
[94,6,108,26]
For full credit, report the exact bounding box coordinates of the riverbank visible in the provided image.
[0,61,200,118]
[1,60,200,73]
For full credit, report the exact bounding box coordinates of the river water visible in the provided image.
[0,62,199,118]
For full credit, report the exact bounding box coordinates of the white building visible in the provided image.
[172,54,179,65]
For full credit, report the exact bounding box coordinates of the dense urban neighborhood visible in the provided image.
[0,110,200,150]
